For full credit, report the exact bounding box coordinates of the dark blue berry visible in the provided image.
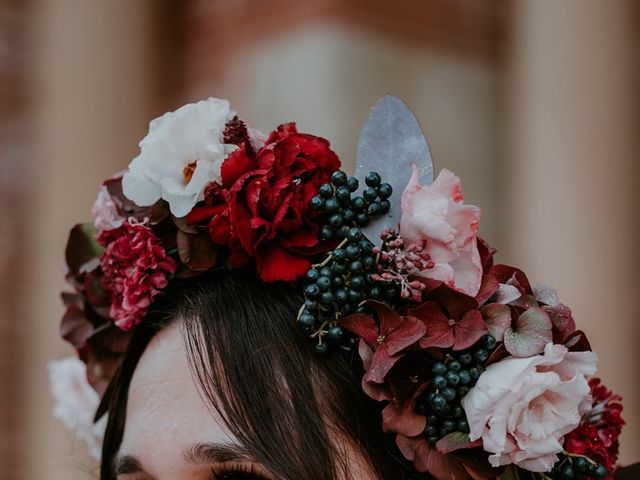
[469,367,482,380]
[306,268,320,282]
[457,386,470,397]
[424,425,438,437]
[358,240,373,253]
[451,406,464,418]
[457,352,473,364]
[432,375,447,389]
[593,465,608,479]
[343,209,355,222]
[441,419,456,434]
[347,227,362,242]
[458,419,470,433]
[331,170,348,186]
[332,276,345,288]
[349,260,363,273]
[350,276,366,289]
[363,187,378,202]
[332,263,347,275]
[483,335,497,350]
[346,176,359,192]
[336,186,351,204]
[298,313,316,328]
[448,360,461,371]
[345,245,359,259]
[367,202,382,216]
[325,198,339,212]
[560,465,576,479]
[365,172,381,187]
[427,436,439,445]
[474,349,489,363]
[320,225,334,240]
[316,276,331,291]
[320,267,332,277]
[351,196,366,212]
[384,286,399,299]
[356,212,369,226]
[445,371,460,386]
[432,362,447,375]
[427,414,439,424]
[348,289,362,303]
[338,225,350,238]
[315,342,329,355]
[430,394,447,410]
[377,183,392,199]
[574,457,589,472]
[458,370,471,385]
[304,299,317,312]
[310,195,324,210]
[368,286,382,298]
[363,256,375,270]
[328,214,343,227]
[332,248,346,263]
[320,291,333,305]
[335,289,348,304]
[379,199,391,213]
[319,183,333,198]
[327,325,344,342]
[304,284,320,298]
[442,387,456,401]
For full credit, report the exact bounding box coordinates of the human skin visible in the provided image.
[115,321,376,480]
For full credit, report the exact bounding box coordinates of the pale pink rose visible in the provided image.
[48,356,106,459]
[462,343,597,472]
[400,166,482,297]
[91,185,125,231]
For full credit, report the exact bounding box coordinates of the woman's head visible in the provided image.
[101,270,424,480]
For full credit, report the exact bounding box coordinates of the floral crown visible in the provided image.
[53,96,625,479]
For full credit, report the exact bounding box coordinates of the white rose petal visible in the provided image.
[122,98,238,218]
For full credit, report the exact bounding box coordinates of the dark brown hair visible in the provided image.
[100,270,427,480]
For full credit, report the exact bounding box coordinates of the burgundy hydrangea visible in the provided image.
[98,221,176,330]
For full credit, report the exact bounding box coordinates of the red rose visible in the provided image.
[190,123,340,282]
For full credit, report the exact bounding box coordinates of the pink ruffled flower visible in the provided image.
[91,185,125,231]
[99,221,176,330]
[400,166,482,297]
[462,343,598,472]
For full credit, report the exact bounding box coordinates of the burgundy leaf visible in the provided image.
[436,432,481,454]
[396,435,470,480]
[452,310,488,351]
[480,303,511,341]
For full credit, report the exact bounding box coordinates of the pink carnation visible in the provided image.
[99,221,176,330]
[400,165,482,297]
[91,185,125,231]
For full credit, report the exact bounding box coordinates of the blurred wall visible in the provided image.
[2,0,637,479]
[25,1,157,478]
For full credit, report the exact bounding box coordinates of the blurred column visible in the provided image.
[27,1,156,478]
[504,0,638,463]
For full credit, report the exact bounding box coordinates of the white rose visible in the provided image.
[462,343,597,472]
[48,356,106,459]
[122,98,237,217]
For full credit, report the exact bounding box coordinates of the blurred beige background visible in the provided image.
[0,0,638,478]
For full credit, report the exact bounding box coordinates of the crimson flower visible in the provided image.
[189,122,340,282]
[340,301,426,393]
[565,378,625,478]
[99,221,176,330]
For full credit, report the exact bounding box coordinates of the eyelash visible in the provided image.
[210,464,268,480]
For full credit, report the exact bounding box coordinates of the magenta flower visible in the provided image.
[99,220,176,330]
[340,301,426,393]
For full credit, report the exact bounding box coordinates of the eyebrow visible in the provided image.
[114,442,253,475]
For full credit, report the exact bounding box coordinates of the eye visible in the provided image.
[211,464,270,480]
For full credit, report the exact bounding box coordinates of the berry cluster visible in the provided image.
[310,170,393,241]
[549,454,609,480]
[417,335,497,444]
[300,170,396,353]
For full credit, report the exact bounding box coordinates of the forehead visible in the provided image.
[119,321,238,473]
